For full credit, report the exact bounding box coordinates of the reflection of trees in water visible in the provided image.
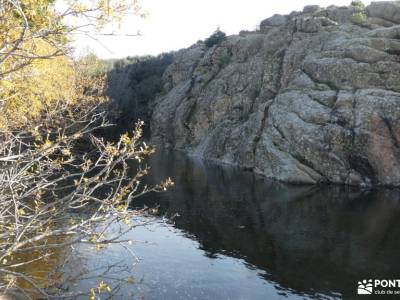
[1,217,155,300]
[12,152,398,299]
[142,152,400,298]
[0,234,71,299]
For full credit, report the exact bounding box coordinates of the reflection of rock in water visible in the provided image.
[0,290,30,300]
[136,152,400,298]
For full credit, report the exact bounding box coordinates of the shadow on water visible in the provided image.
[133,151,400,299]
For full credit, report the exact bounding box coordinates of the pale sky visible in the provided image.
[73,0,375,59]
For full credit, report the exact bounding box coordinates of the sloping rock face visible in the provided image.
[150,1,400,186]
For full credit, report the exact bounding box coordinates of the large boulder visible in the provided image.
[367,1,400,24]
[260,14,288,30]
[148,2,400,186]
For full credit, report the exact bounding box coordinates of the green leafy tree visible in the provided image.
[350,0,366,9]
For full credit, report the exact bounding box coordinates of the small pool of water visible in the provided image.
[67,152,400,299]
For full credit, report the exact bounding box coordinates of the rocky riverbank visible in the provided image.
[112,1,400,186]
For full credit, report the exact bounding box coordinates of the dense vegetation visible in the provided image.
[105,53,174,136]
[0,1,172,298]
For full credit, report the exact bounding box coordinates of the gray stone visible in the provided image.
[303,5,321,14]
[367,1,400,24]
[145,2,400,186]
[260,14,288,29]
[296,16,338,33]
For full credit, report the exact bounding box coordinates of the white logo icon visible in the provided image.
[358,279,373,295]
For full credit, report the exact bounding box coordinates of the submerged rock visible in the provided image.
[147,1,400,186]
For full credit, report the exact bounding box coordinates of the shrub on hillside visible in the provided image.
[205,29,227,48]
[217,53,231,68]
[351,12,367,24]
[350,0,365,9]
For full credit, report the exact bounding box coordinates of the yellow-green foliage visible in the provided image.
[351,12,367,25]
[350,1,366,25]
[0,0,142,129]
[78,54,108,78]
[351,0,366,10]
[0,49,76,127]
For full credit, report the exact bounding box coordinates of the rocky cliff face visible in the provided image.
[148,1,400,186]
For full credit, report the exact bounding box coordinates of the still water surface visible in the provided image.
[71,152,400,299]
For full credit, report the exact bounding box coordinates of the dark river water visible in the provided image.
[68,152,400,300]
